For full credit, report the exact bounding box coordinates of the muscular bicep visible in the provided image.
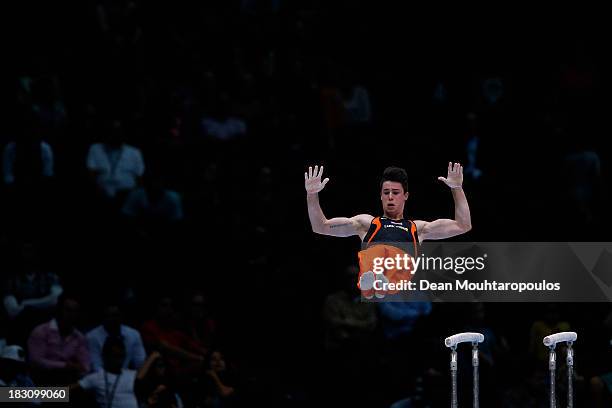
[320,214,373,237]
[415,219,470,241]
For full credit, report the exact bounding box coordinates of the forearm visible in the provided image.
[159,341,202,362]
[137,353,159,379]
[451,187,471,229]
[209,372,235,397]
[22,295,58,309]
[306,193,327,232]
[21,285,63,309]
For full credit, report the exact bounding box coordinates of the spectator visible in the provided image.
[96,0,143,49]
[86,118,145,200]
[31,75,67,130]
[589,307,612,408]
[121,173,183,222]
[591,374,611,408]
[320,68,372,152]
[528,304,570,364]
[319,65,346,135]
[432,79,449,105]
[201,93,247,141]
[377,298,432,342]
[558,40,597,113]
[464,112,483,180]
[183,291,217,356]
[464,303,508,369]
[200,350,238,408]
[321,265,378,406]
[564,148,602,225]
[376,293,432,404]
[340,81,372,125]
[2,241,63,344]
[27,294,90,385]
[322,265,377,352]
[73,337,159,408]
[2,110,54,186]
[137,352,183,408]
[0,345,36,387]
[590,347,612,408]
[481,76,505,106]
[459,303,509,406]
[140,296,206,376]
[526,304,572,406]
[87,302,146,371]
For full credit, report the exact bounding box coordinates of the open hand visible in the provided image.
[304,165,330,194]
[438,162,463,189]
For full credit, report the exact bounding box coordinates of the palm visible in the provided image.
[304,165,329,194]
[438,162,463,189]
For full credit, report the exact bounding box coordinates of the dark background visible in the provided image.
[1,2,611,407]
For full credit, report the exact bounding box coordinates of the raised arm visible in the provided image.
[305,165,373,238]
[415,162,472,241]
[137,351,162,380]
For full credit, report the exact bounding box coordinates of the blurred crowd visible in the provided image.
[1,1,611,407]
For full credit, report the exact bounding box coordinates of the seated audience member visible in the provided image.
[27,294,90,385]
[3,241,63,345]
[377,298,432,341]
[0,345,38,407]
[322,265,377,352]
[121,172,183,222]
[87,302,146,371]
[2,110,54,186]
[459,303,509,406]
[321,266,378,406]
[528,304,571,364]
[589,307,612,408]
[564,148,602,224]
[0,345,36,387]
[30,74,67,130]
[201,350,238,408]
[201,94,247,141]
[73,337,160,408]
[137,352,183,408]
[376,293,432,404]
[590,368,612,407]
[462,303,509,370]
[86,118,145,200]
[526,304,572,405]
[183,291,217,355]
[340,82,372,125]
[140,296,206,376]
[464,112,483,180]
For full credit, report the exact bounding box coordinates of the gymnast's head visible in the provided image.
[380,166,409,219]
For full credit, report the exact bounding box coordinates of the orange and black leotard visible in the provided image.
[358,216,420,297]
[363,216,419,255]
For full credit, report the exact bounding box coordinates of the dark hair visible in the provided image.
[203,349,224,370]
[102,336,126,358]
[56,293,79,310]
[380,167,408,192]
[101,297,122,312]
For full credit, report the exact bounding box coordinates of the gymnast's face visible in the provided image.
[381,181,408,219]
